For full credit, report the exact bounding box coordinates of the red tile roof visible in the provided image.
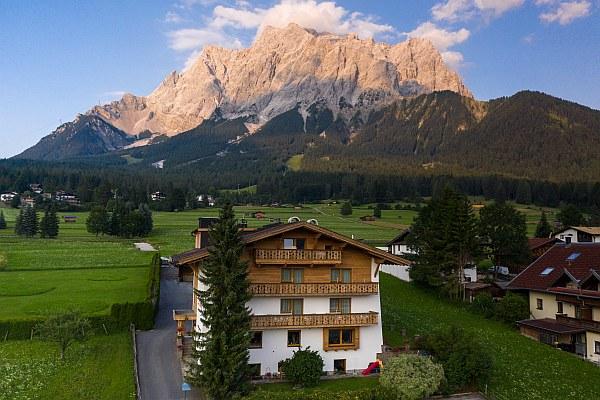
[547,287,600,299]
[508,243,600,291]
[527,237,560,251]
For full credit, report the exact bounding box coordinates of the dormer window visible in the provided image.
[540,267,554,276]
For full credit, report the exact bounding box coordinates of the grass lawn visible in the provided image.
[0,333,135,400]
[380,273,600,400]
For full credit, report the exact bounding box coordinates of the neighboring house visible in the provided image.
[172,221,409,376]
[554,227,600,244]
[386,229,414,256]
[150,191,166,201]
[508,243,600,363]
[197,194,215,207]
[0,192,17,203]
[55,191,80,206]
[28,183,43,194]
[20,196,35,208]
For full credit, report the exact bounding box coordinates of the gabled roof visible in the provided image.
[172,221,410,266]
[508,243,600,291]
[554,226,600,236]
[528,237,561,251]
[517,318,585,334]
[386,229,411,246]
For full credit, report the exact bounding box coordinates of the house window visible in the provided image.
[249,331,263,349]
[539,332,558,345]
[334,359,346,373]
[329,298,351,314]
[325,245,333,251]
[595,341,600,354]
[536,298,543,310]
[281,268,304,283]
[280,299,303,315]
[325,327,358,350]
[557,302,564,314]
[248,363,261,378]
[331,268,352,283]
[287,330,301,347]
[283,238,305,249]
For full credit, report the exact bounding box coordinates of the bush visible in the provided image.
[470,293,495,318]
[495,292,529,325]
[422,326,492,393]
[379,354,444,400]
[279,348,324,388]
[245,388,388,400]
[340,202,352,216]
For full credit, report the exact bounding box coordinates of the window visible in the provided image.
[595,341,600,354]
[280,299,303,315]
[283,238,305,249]
[566,252,581,261]
[250,331,263,348]
[329,298,351,314]
[540,267,554,276]
[287,330,301,347]
[539,333,558,345]
[325,328,358,350]
[281,268,304,283]
[331,268,352,283]
[333,359,346,373]
[565,236,572,244]
[248,363,261,378]
[536,298,543,310]
[557,301,564,314]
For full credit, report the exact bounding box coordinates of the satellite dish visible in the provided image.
[307,218,319,225]
[288,216,301,223]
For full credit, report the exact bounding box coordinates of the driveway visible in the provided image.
[136,267,200,400]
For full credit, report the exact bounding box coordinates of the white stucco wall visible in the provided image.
[586,331,600,364]
[555,228,600,243]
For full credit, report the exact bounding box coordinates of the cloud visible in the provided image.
[539,1,591,24]
[164,11,184,24]
[432,0,524,22]
[168,0,396,69]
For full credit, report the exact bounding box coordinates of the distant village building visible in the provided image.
[28,183,43,194]
[0,192,17,203]
[151,191,166,201]
[554,227,600,244]
[386,229,414,256]
[54,191,80,206]
[508,242,600,364]
[172,221,408,376]
[20,196,35,208]
[152,160,165,169]
[196,194,215,206]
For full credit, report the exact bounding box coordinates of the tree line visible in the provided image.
[86,201,153,238]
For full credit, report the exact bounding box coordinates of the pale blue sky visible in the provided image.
[1,0,598,158]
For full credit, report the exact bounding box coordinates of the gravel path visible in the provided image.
[136,267,201,400]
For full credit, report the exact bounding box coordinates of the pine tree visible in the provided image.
[0,210,6,229]
[16,206,38,237]
[40,207,59,238]
[187,204,252,399]
[479,202,530,274]
[535,211,553,238]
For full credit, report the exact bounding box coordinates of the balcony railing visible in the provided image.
[254,249,342,265]
[249,283,378,296]
[250,312,378,329]
[556,314,600,333]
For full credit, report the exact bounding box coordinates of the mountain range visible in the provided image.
[15,23,600,183]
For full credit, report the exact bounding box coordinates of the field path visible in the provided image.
[136,267,201,399]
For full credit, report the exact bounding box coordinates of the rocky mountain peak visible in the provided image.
[90,23,471,136]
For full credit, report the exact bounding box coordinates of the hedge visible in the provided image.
[245,388,391,400]
[0,253,161,340]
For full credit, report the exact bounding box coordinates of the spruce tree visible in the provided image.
[14,208,24,235]
[86,206,109,236]
[188,204,252,399]
[535,211,553,238]
[40,207,59,238]
[0,210,6,229]
[17,206,38,237]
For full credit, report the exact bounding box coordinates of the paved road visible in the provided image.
[137,267,198,400]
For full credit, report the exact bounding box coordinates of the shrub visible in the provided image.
[422,326,492,393]
[340,202,352,216]
[470,292,495,318]
[245,388,388,400]
[379,354,444,400]
[495,292,529,325]
[279,347,324,388]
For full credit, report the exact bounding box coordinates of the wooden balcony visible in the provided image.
[556,314,600,333]
[254,249,342,265]
[250,312,378,330]
[249,283,378,296]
